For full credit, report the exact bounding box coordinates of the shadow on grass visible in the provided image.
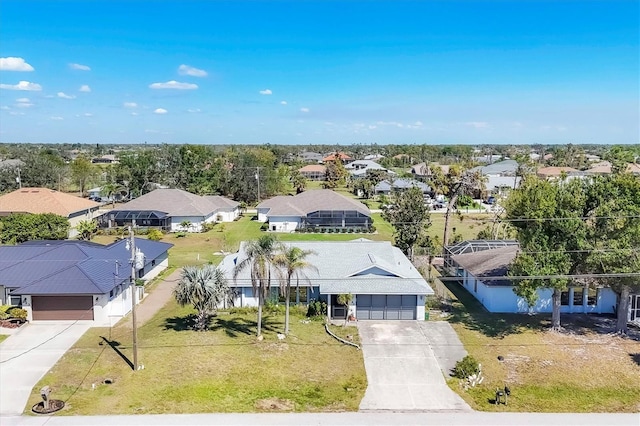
[441,278,548,339]
[163,313,280,337]
[630,353,640,366]
[210,316,280,337]
[99,336,134,370]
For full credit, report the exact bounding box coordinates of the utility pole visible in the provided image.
[255,167,261,203]
[16,168,21,189]
[128,226,139,371]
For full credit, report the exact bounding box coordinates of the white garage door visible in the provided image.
[356,294,416,320]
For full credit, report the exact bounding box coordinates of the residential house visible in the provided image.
[470,160,521,197]
[409,162,451,179]
[536,166,582,180]
[323,152,354,164]
[345,160,390,178]
[91,154,118,164]
[626,163,640,175]
[0,188,100,238]
[364,154,385,161]
[0,238,172,325]
[444,240,638,323]
[220,239,433,320]
[256,189,371,232]
[298,164,327,181]
[100,188,240,232]
[374,178,431,195]
[585,161,612,175]
[0,159,24,170]
[299,151,324,163]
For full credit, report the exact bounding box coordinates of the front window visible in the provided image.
[572,288,584,306]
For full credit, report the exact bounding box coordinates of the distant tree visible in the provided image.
[382,187,431,260]
[174,265,230,331]
[76,219,98,241]
[70,155,96,196]
[291,169,307,194]
[0,213,69,244]
[273,246,317,334]
[323,155,348,189]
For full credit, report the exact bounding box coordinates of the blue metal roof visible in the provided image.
[2,238,172,296]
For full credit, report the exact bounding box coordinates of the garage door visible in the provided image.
[356,294,416,320]
[31,296,94,320]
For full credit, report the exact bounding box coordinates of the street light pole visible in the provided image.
[128,226,139,371]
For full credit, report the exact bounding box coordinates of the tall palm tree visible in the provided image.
[273,246,317,335]
[174,265,230,331]
[101,181,124,208]
[233,235,281,336]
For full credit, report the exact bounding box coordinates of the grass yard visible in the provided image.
[436,277,640,412]
[0,335,8,344]
[425,213,492,244]
[26,302,366,415]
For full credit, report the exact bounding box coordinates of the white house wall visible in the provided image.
[216,208,239,222]
[169,216,207,232]
[257,208,270,222]
[229,286,321,307]
[268,216,302,232]
[461,270,618,314]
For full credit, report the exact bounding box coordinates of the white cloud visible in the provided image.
[123,102,138,108]
[465,121,490,129]
[280,101,287,105]
[9,111,25,116]
[300,107,309,113]
[153,108,168,114]
[50,116,64,120]
[15,97,33,108]
[178,64,207,77]
[0,57,34,72]
[69,63,91,71]
[414,121,423,126]
[149,80,198,90]
[368,125,377,129]
[131,112,139,116]
[57,92,76,99]
[0,81,42,91]
[79,85,91,92]
[259,89,272,95]
[187,108,201,113]
[83,113,93,117]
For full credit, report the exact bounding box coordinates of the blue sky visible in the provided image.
[0,0,638,145]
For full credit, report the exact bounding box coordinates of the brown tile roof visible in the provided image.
[257,189,370,217]
[0,188,99,217]
[536,166,579,177]
[323,152,352,162]
[627,163,640,175]
[299,165,326,173]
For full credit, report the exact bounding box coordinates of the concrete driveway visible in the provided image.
[0,322,90,415]
[357,321,471,411]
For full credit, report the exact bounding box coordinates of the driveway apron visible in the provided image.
[0,322,90,415]
[358,321,471,411]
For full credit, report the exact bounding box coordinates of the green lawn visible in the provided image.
[26,303,366,415]
[435,276,640,412]
[0,335,8,344]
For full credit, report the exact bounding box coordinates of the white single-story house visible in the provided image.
[444,240,638,323]
[220,239,434,321]
[0,187,101,238]
[256,189,371,232]
[0,238,173,325]
[345,160,391,178]
[98,188,240,232]
[374,178,431,195]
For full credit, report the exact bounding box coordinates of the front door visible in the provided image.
[629,295,640,323]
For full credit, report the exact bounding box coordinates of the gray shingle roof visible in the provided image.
[116,188,237,217]
[220,240,433,295]
[451,245,519,286]
[1,239,172,296]
[257,190,370,217]
[375,178,431,193]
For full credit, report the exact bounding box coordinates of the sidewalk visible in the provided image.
[126,268,182,328]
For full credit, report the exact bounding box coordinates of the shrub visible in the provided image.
[0,305,11,320]
[7,307,27,321]
[453,355,481,379]
[201,222,217,232]
[369,225,377,233]
[306,299,327,317]
[175,232,187,238]
[425,295,442,310]
[340,228,347,233]
[147,229,164,241]
[264,298,284,314]
[260,223,269,231]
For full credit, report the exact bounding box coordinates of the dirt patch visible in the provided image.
[255,397,294,411]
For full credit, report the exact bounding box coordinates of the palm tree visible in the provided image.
[273,246,317,334]
[233,235,281,336]
[180,220,192,232]
[174,265,230,331]
[101,181,124,208]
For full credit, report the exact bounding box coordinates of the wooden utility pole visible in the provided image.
[256,167,261,203]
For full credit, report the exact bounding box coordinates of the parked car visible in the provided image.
[486,196,496,205]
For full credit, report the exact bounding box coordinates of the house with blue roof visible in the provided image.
[220,239,434,321]
[0,238,172,325]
